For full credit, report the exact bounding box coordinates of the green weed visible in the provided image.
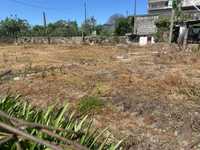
[78,96,104,114]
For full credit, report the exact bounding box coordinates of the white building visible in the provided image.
[148,0,200,19]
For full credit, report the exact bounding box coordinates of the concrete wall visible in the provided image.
[135,15,159,35]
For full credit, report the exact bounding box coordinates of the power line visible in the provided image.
[8,0,69,11]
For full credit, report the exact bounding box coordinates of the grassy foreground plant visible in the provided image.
[0,95,122,150]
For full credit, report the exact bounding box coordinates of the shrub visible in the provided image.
[154,17,170,42]
[191,44,200,54]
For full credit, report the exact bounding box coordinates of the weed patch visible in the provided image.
[79,96,104,114]
[179,85,200,101]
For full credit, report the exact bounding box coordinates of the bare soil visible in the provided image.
[0,43,200,150]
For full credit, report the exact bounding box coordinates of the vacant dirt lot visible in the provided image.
[0,43,200,149]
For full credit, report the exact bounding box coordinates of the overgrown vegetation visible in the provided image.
[0,95,122,150]
[191,44,200,54]
[114,17,133,36]
[0,14,134,39]
[154,17,170,42]
[0,15,30,38]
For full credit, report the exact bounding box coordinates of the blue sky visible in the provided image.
[0,0,147,25]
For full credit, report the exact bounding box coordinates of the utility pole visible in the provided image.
[82,0,87,41]
[43,12,47,29]
[84,0,87,24]
[134,0,136,17]
[133,0,137,34]
[43,12,50,44]
[81,1,87,41]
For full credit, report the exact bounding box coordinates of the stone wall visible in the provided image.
[0,37,15,44]
[0,36,129,45]
[15,36,128,45]
[16,37,83,45]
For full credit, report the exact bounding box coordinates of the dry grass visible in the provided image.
[0,43,200,149]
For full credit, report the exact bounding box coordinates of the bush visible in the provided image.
[79,96,104,114]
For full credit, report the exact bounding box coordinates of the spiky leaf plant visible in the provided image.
[0,95,122,150]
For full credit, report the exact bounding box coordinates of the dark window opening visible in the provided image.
[149,1,169,9]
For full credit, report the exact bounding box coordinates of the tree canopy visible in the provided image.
[114,17,133,36]
[0,14,135,38]
[0,16,30,37]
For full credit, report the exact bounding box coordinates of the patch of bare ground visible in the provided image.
[0,43,200,149]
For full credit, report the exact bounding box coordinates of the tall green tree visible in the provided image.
[114,17,132,36]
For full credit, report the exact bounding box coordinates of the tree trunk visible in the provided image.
[169,9,175,44]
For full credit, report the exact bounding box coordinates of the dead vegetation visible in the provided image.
[0,43,200,149]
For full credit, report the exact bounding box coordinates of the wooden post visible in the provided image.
[169,9,175,44]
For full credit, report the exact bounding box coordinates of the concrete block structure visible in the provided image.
[134,15,159,35]
[148,0,200,19]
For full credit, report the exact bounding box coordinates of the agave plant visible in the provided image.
[0,95,123,150]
